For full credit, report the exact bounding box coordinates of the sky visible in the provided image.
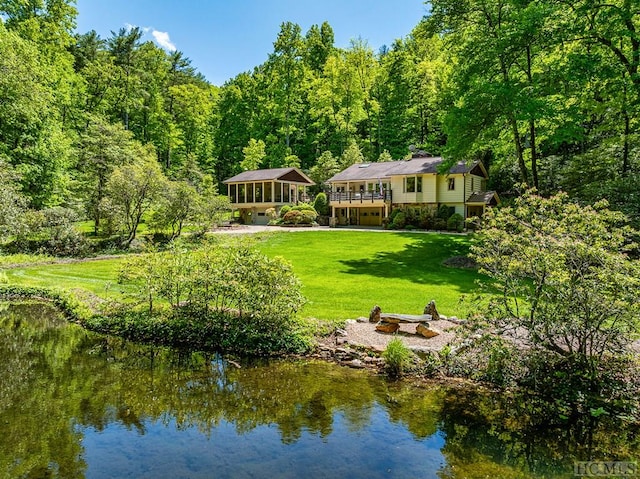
[75,0,429,86]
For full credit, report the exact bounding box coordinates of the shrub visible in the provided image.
[292,202,315,212]
[390,211,406,229]
[313,193,330,216]
[469,190,640,414]
[419,208,435,229]
[265,207,278,220]
[279,205,292,217]
[282,207,317,225]
[433,218,447,230]
[437,204,453,220]
[447,213,464,232]
[10,207,88,257]
[383,337,413,377]
[282,210,304,225]
[117,241,309,355]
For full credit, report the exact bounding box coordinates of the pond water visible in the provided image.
[1,302,638,479]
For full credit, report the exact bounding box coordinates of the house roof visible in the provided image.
[327,155,486,183]
[223,167,314,185]
[467,191,500,205]
[326,161,404,182]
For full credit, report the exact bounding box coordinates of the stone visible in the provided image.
[375,321,400,333]
[369,305,382,323]
[346,359,365,369]
[356,317,368,323]
[335,328,348,337]
[416,323,440,338]
[423,300,440,321]
[336,336,347,345]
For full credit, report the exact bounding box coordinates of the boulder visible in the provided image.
[375,321,400,333]
[416,323,440,338]
[369,305,382,323]
[423,300,440,321]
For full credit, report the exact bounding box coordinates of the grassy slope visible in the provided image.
[256,230,482,320]
[3,230,484,320]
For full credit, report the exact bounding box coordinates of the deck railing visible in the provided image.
[328,191,391,204]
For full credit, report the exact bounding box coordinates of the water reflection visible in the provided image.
[0,302,638,479]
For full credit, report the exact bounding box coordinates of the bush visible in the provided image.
[447,213,464,232]
[433,218,447,230]
[437,204,453,220]
[390,211,406,229]
[282,210,304,225]
[383,337,413,377]
[292,202,315,212]
[10,207,88,257]
[282,207,317,225]
[117,241,310,355]
[313,193,330,216]
[279,205,292,217]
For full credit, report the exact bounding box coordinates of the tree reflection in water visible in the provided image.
[0,301,638,478]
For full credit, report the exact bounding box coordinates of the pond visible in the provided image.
[1,302,638,479]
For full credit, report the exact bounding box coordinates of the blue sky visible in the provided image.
[75,0,429,86]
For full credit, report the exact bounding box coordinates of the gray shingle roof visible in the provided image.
[326,161,404,182]
[224,167,314,185]
[467,191,499,204]
[327,156,480,182]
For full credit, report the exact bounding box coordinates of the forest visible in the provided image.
[1,0,639,233]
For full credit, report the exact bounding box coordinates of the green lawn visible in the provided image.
[3,230,485,320]
[4,258,130,298]
[256,230,483,320]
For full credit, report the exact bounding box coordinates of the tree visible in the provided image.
[470,190,640,402]
[103,147,166,245]
[0,158,27,241]
[0,22,72,207]
[75,116,138,234]
[149,180,199,239]
[241,138,266,171]
[340,139,365,168]
[308,151,340,188]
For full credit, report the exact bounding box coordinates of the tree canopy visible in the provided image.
[0,1,638,226]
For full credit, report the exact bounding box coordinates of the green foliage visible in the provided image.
[0,285,92,323]
[279,205,292,216]
[468,190,640,408]
[340,139,365,168]
[383,337,413,377]
[8,206,88,257]
[437,204,452,220]
[117,241,309,355]
[312,192,330,216]
[0,159,27,242]
[446,213,464,232]
[309,151,340,189]
[377,149,394,162]
[149,180,199,239]
[103,149,167,245]
[389,211,406,230]
[241,138,266,171]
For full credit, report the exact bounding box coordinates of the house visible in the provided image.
[326,152,499,227]
[223,167,315,224]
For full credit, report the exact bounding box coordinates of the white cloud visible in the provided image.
[152,30,177,51]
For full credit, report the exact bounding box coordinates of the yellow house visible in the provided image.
[326,153,498,227]
[223,167,315,225]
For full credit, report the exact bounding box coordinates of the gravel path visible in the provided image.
[342,319,460,353]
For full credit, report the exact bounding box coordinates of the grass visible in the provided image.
[256,230,483,320]
[3,257,131,299]
[2,230,485,321]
